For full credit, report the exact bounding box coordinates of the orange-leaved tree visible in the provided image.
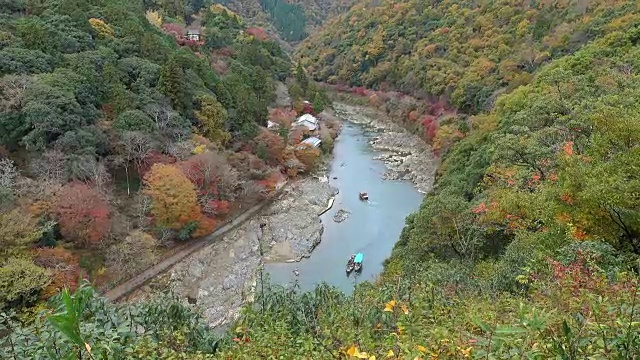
[294,144,321,172]
[144,163,203,230]
[269,108,296,128]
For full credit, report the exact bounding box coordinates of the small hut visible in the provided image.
[186,29,201,41]
[294,114,319,131]
[299,136,322,149]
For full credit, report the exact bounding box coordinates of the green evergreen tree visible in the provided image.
[159,56,188,113]
[295,62,309,96]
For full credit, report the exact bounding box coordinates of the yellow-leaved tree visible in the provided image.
[143,164,202,230]
[294,144,321,172]
[88,18,114,38]
[145,10,162,28]
[195,96,230,147]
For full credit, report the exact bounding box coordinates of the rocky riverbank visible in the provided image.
[260,176,338,262]
[129,172,337,328]
[333,103,436,193]
[129,104,433,329]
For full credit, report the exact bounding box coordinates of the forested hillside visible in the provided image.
[215,1,640,358]
[0,0,336,312]
[216,0,355,42]
[299,0,637,112]
[292,0,354,33]
[215,15,640,358]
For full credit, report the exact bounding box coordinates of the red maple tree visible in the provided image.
[53,182,111,247]
[246,27,268,41]
[206,199,230,216]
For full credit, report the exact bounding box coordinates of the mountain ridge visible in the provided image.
[298,0,636,112]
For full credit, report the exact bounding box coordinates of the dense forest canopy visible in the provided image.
[259,0,308,42]
[0,0,306,310]
[0,0,290,150]
[298,0,637,112]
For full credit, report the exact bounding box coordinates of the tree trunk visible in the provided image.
[125,165,130,196]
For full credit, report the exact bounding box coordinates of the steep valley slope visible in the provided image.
[2,0,640,358]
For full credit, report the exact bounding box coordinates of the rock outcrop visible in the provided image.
[334,103,436,193]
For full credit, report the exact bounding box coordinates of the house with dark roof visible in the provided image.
[186,29,201,41]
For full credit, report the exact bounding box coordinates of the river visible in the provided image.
[130,106,432,328]
[265,120,424,294]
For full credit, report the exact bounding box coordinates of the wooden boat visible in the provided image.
[346,261,355,274]
[346,254,356,274]
[359,192,369,201]
[354,253,364,272]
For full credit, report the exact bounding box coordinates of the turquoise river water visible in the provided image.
[265,121,424,294]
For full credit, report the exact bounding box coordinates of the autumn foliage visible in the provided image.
[88,18,114,38]
[162,23,184,37]
[192,216,216,238]
[294,144,321,171]
[138,151,177,177]
[144,164,203,230]
[161,23,203,48]
[228,151,269,179]
[288,127,306,145]
[205,200,229,216]
[253,129,286,166]
[34,247,81,298]
[422,116,439,143]
[53,183,111,247]
[269,108,296,128]
[246,27,268,41]
[180,153,221,195]
[145,10,162,27]
[0,0,299,304]
[256,171,285,193]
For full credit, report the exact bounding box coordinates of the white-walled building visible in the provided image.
[186,29,201,41]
